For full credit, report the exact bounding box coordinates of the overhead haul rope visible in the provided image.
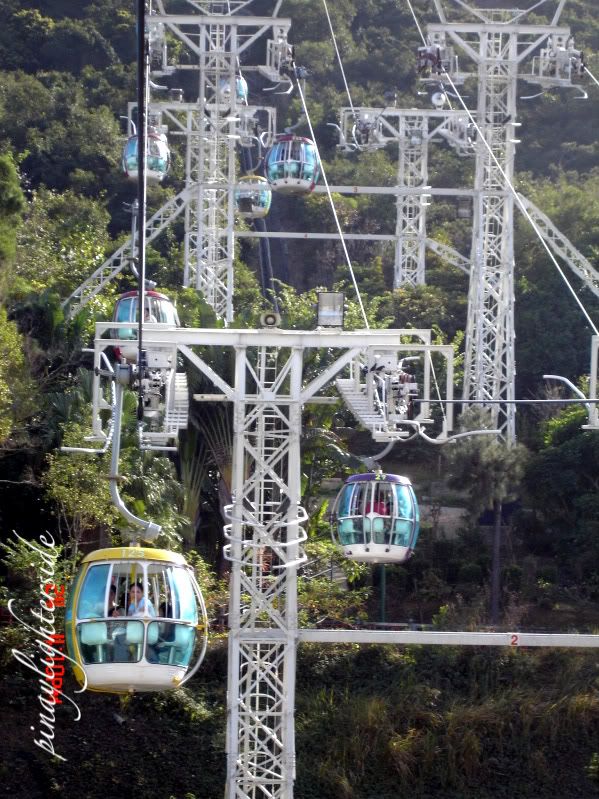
[293,66,370,328]
[403,0,599,338]
[322,0,356,115]
[583,64,599,91]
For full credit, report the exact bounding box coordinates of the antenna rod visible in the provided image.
[137,0,148,422]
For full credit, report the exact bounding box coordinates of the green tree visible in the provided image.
[523,406,599,588]
[444,409,529,624]
[0,151,25,282]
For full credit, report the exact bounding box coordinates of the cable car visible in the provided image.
[264,134,320,194]
[330,473,420,564]
[122,128,170,183]
[235,176,272,219]
[111,289,180,363]
[218,75,248,106]
[65,547,208,694]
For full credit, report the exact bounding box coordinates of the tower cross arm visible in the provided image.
[151,14,291,28]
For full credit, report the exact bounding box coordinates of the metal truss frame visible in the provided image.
[336,106,477,288]
[91,323,457,799]
[428,2,575,441]
[144,3,289,323]
[88,322,599,798]
[62,187,191,318]
[152,5,288,323]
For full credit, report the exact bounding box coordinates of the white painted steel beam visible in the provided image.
[298,629,599,647]
[95,324,439,350]
[517,194,599,300]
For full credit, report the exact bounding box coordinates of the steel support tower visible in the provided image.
[91,322,456,799]
[88,321,599,799]
[429,0,573,439]
[150,1,289,322]
[394,114,429,286]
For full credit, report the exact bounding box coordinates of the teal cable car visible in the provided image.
[111,289,180,363]
[235,176,272,219]
[330,473,420,564]
[122,128,170,183]
[264,134,320,194]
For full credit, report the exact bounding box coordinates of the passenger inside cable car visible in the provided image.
[111,290,179,361]
[122,130,170,183]
[331,473,420,564]
[264,135,320,194]
[66,548,206,691]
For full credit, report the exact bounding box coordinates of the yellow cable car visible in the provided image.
[65,547,208,694]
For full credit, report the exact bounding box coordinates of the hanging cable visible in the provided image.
[293,66,370,328]
[429,352,447,427]
[404,0,426,45]
[322,0,356,116]
[136,0,149,423]
[583,64,599,91]
[442,69,599,336]
[403,0,599,337]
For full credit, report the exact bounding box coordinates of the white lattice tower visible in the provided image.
[430,1,573,441]
[143,2,289,322]
[464,23,518,441]
[225,343,304,799]
[394,114,429,287]
[180,12,238,322]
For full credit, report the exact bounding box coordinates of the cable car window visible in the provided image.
[115,297,134,323]
[156,298,178,325]
[338,484,354,517]
[124,138,137,159]
[303,144,316,165]
[142,563,198,623]
[123,137,138,172]
[76,619,144,665]
[301,144,316,182]
[113,297,136,340]
[394,484,413,518]
[77,564,110,619]
[146,622,196,667]
[172,568,198,623]
[369,483,392,515]
[392,520,412,547]
[289,140,302,161]
[110,562,151,616]
[350,483,368,515]
[145,297,159,322]
[371,515,392,545]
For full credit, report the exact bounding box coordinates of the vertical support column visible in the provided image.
[394,114,429,287]
[183,9,238,323]
[463,30,517,441]
[225,345,305,799]
[225,345,246,797]
[589,336,599,429]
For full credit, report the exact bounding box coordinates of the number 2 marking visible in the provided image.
[510,634,519,647]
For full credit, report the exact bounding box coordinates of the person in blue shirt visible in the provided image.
[127,583,156,617]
